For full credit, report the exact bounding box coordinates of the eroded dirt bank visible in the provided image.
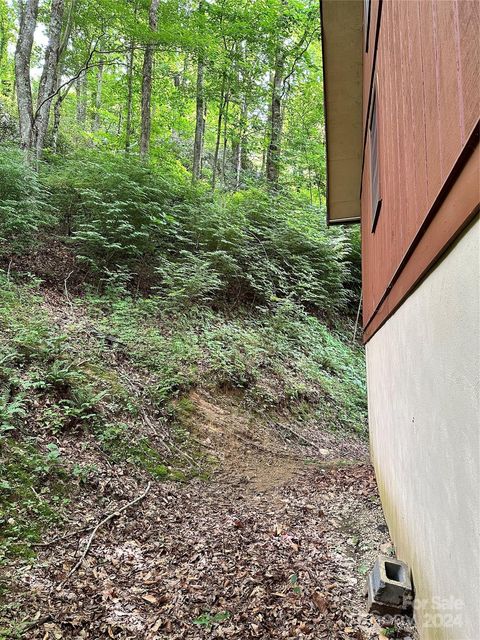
[1,392,415,639]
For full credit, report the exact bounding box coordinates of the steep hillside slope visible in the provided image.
[0,272,417,639]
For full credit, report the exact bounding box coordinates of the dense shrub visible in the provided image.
[0,145,50,258]
[0,147,360,313]
[39,152,358,313]
[41,150,193,268]
[223,189,350,310]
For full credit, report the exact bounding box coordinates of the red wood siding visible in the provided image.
[361,0,480,334]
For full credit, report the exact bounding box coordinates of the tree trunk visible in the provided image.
[117,106,123,136]
[76,69,87,126]
[192,57,206,180]
[44,2,74,155]
[34,0,65,160]
[211,74,226,190]
[233,93,248,188]
[52,94,63,152]
[51,62,66,152]
[140,0,160,159]
[14,0,39,153]
[92,59,104,131]
[231,41,247,188]
[221,94,229,187]
[192,0,206,182]
[266,46,285,186]
[0,10,9,70]
[125,40,135,152]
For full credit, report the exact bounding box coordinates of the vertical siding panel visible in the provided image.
[407,0,428,224]
[453,0,465,143]
[404,0,420,233]
[457,0,480,137]
[415,0,431,210]
[385,1,398,252]
[397,0,411,251]
[435,0,463,179]
[422,0,443,205]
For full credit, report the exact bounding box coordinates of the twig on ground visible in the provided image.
[189,435,219,454]
[32,525,95,548]
[6,258,12,281]
[2,615,52,638]
[63,270,74,307]
[166,437,203,470]
[234,431,301,459]
[57,482,151,588]
[277,423,324,453]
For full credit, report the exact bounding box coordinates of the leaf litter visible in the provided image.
[0,390,416,639]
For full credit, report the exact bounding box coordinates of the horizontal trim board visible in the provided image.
[327,216,361,226]
[363,138,480,343]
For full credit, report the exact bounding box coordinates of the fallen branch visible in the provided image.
[277,423,324,453]
[63,270,74,307]
[234,432,300,460]
[1,615,52,638]
[58,482,151,588]
[32,525,94,548]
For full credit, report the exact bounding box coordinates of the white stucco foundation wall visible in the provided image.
[366,218,480,639]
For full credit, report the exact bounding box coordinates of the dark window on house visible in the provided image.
[369,88,382,232]
[364,0,371,52]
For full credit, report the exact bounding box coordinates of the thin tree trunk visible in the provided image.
[140,0,160,159]
[125,40,135,152]
[52,94,63,151]
[236,41,248,187]
[76,69,87,126]
[261,121,268,175]
[51,62,65,152]
[201,101,207,173]
[92,59,104,131]
[233,93,248,188]
[221,94,229,187]
[117,106,123,136]
[211,74,226,190]
[230,43,243,188]
[0,11,8,70]
[48,3,75,154]
[34,0,65,160]
[181,53,188,87]
[266,46,285,186]
[14,0,39,153]
[192,0,205,181]
[192,57,206,180]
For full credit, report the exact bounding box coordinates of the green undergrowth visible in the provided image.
[86,288,367,430]
[0,270,366,563]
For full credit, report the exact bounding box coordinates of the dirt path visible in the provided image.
[1,392,416,639]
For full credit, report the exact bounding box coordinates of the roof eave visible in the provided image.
[320,0,363,226]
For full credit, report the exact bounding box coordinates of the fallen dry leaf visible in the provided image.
[312,591,329,613]
[142,593,158,604]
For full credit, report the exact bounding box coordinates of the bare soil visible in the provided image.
[1,391,416,640]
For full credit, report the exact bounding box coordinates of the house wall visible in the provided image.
[361,0,479,335]
[366,216,480,640]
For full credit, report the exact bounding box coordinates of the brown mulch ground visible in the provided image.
[1,392,416,639]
